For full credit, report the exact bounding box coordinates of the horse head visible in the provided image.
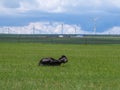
[58,55,68,63]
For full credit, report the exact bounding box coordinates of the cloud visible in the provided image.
[0,0,120,15]
[0,21,120,34]
[102,26,120,34]
[0,22,89,34]
[1,0,20,8]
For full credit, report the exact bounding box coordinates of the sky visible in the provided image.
[0,0,120,34]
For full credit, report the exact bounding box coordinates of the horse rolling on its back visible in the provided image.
[39,55,68,66]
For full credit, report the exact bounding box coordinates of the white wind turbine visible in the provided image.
[93,17,98,34]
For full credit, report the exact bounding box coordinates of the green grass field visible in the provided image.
[0,43,120,90]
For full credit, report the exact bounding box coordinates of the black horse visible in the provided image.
[39,55,68,66]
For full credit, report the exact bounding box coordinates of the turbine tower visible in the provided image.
[61,23,64,35]
[59,23,64,37]
[74,25,77,34]
[8,27,10,34]
[93,17,98,34]
[72,25,77,34]
[33,25,35,34]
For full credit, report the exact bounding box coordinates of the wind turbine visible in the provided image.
[58,23,64,37]
[8,27,10,34]
[33,25,35,34]
[93,17,98,35]
[72,25,77,34]
[61,23,64,35]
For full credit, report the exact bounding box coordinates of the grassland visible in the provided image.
[0,34,120,44]
[0,43,120,90]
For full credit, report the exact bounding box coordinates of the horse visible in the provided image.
[39,55,68,66]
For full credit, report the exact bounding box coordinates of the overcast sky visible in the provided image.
[0,0,120,34]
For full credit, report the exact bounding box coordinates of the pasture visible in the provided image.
[0,43,120,90]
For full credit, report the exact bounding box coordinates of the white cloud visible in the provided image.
[102,26,120,34]
[1,22,120,34]
[0,0,120,15]
[0,22,88,34]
